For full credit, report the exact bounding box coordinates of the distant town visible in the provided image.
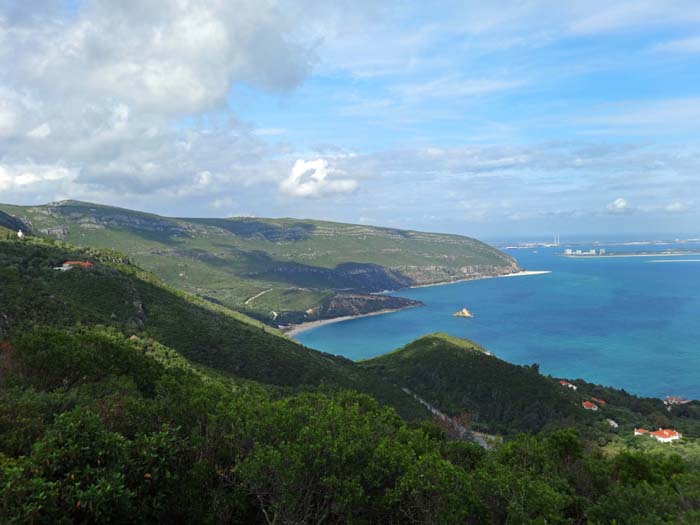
[564,248,606,256]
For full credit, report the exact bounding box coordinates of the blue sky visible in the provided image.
[1,1,700,237]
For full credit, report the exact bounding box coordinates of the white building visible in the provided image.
[650,429,682,443]
[17,229,24,239]
[634,428,682,443]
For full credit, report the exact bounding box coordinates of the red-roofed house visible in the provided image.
[64,261,94,268]
[55,261,94,271]
[582,401,598,411]
[634,428,648,436]
[591,397,606,406]
[650,429,682,443]
[559,380,578,390]
[664,396,690,406]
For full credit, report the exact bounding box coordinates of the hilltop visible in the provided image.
[360,333,700,440]
[0,200,519,326]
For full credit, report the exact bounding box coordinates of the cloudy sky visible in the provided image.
[1,1,699,238]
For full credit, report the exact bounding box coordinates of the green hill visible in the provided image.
[0,200,518,325]
[3,242,700,522]
[360,333,700,439]
[3,326,700,523]
[0,237,426,419]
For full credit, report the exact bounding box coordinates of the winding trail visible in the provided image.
[244,288,273,305]
[402,388,492,449]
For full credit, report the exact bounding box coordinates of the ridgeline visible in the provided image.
[0,200,518,326]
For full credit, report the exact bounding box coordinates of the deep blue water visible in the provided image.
[296,242,700,399]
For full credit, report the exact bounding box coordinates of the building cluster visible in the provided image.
[559,380,578,390]
[664,396,691,406]
[564,248,606,256]
[634,428,682,443]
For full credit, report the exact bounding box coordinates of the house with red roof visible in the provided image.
[582,401,598,411]
[559,380,577,390]
[634,428,682,443]
[54,261,94,271]
[664,396,690,406]
[649,429,682,443]
[591,397,606,406]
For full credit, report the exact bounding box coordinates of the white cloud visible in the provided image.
[280,159,358,197]
[252,128,287,136]
[0,164,73,192]
[211,197,235,209]
[606,197,630,213]
[651,35,700,54]
[27,123,51,139]
[664,201,689,213]
[0,99,17,138]
[4,1,316,115]
[393,76,524,101]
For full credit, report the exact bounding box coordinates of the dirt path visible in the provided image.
[244,288,273,305]
[401,388,492,449]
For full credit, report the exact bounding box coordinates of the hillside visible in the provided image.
[0,237,426,419]
[360,334,700,439]
[0,200,518,325]
[3,327,700,523]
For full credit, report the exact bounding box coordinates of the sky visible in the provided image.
[1,1,699,238]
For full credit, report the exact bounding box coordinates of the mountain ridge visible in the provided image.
[0,200,519,326]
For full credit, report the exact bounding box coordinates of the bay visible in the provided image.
[295,241,700,399]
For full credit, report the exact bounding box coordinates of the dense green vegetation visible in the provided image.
[361,334,700,440]
[3,236,700,521]
[0,201,518,324]
[0,237,425,419]
[3,326,700,523]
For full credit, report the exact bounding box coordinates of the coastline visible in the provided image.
[282,304,421,337]
[407,269,551,289]
[283,269,551,338]
[562,252,700,259]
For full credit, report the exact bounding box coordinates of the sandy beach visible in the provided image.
[282,304,421,337]
[283,269,551,337]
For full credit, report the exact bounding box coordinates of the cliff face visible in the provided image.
[392,262,520,286]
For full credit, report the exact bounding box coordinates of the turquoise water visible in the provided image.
[296,242,700,399]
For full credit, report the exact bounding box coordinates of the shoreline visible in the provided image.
[407,269,551,289]
[562,252,700,259]
[283,269,551,337]
[282,304,421,337]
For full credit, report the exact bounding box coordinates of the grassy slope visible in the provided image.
[0,238,426,419]
[0,201,518,322]
[360,333,700,440]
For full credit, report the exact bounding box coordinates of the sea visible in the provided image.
[295,238,700,399]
